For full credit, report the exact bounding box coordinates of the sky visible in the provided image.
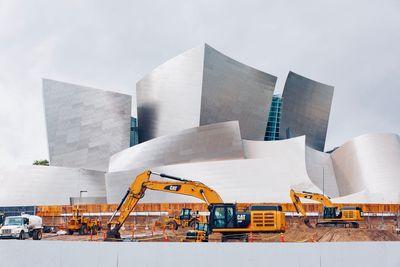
[0,0,399,168]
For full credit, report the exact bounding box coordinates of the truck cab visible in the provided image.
[0,214,42,240]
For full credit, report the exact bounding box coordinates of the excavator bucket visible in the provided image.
[303,218,314,228]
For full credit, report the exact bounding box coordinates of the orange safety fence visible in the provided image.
[35,202,400,217]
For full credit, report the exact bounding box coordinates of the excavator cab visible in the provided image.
[209,204,238,229]
[323,207,341,219]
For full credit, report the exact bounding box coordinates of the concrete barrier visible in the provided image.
[0,240,399,267]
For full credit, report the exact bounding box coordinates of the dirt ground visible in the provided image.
[41,220,400,243]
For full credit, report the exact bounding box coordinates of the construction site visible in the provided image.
[1,2,400,266]
[36,202,400,243]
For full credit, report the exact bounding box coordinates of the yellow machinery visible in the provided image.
[66,207,102,235]
[185,222,209,242]
[106,170,286,242]
[290,189,364,228]
[106,170,223,240]
[207,204,286,241]
[166,208,204,230]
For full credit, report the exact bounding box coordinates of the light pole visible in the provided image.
[322,167,325,196]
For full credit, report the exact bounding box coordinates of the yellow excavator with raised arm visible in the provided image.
[106,170,286,242]
[290,189,363,228]
[106,170,223,240]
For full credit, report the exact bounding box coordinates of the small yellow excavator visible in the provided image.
[290,189,363,228]
[106,170,286,242]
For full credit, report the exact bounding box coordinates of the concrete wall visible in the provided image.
[0,240,399,267]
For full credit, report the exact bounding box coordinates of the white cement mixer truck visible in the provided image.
[0,214,42,240]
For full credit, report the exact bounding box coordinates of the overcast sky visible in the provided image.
[0,0,399,168]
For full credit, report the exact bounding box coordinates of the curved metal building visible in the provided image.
[331,133,400,199]
[108,121,244,172]
[280,71,334,151]
[0,165,106,206]
[137,44,277,142]
[106,136,321,203]
[1,44,399,207]
[43,79,131,171]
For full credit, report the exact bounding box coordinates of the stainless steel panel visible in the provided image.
[136,44,277,142]
[0,166,106,206]
[109,121,244,172]
[331,133,400,198]
[43,79,131,171]
[106,136,321,203]
[280,71,334,151]
[200,44,276,140]
[136,45,204,142]
[305,146,339,197]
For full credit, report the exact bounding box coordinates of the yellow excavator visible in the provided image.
[106,170,286,242]
[290,189,363,228]
[106,170,223,240]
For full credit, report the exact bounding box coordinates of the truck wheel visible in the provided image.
[33,230,42,240]
[79,225,88,235]
[19,230,25,240]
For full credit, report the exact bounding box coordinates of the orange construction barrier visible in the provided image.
[280,233,285,242]
[249,232,254,243]
[131,224,135,240]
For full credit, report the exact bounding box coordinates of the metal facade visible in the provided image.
[0,165,106,206]
[136,45,204,143]
[305,146,339,197]
[43,79,131,171]
[200,44,277,140]
[106,136,321,203]
[109,121,244,172]
[331,133,400,200]
[136,44,276,142]
[280,71,334,151]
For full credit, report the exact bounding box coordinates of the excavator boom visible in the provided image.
[106,170,223,240]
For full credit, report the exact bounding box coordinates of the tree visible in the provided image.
[33,159,49,166]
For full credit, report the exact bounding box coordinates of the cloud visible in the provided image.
[0,0,399,166]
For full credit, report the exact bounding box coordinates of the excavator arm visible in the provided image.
[106,170,223,239]
[290,190,334,207]
[289,189,308,218]
[290,189,334,228]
